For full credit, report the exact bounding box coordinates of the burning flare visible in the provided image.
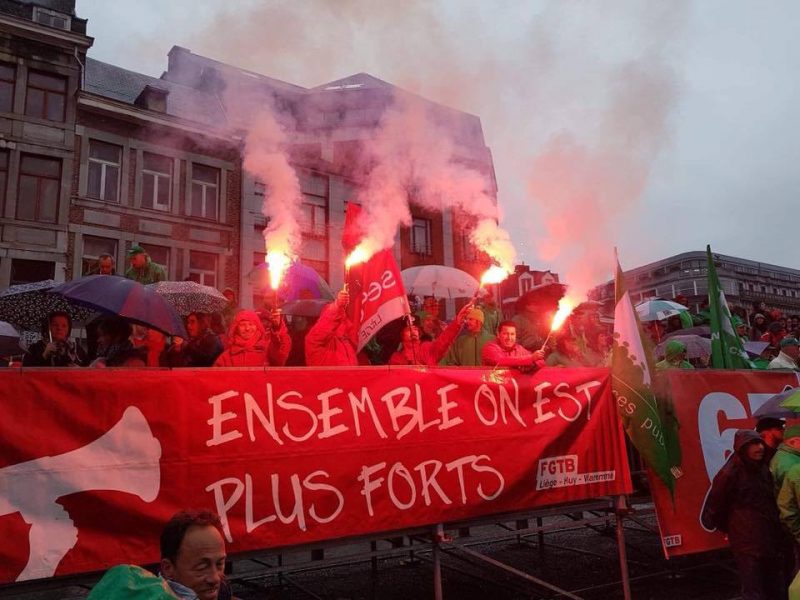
[266,250,292,290]
[550,297,577,333]
[480,265,510,287]
[345,244,372,269]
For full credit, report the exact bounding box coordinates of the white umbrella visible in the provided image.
[635,299,689,322]
[401,266,479,299]
[0,321,21,356]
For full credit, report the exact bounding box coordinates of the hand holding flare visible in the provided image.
[540,297,577,352]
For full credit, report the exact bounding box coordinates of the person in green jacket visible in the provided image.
[125,244,167,285]
[440,307,493,366]
[771,425,800,590]
[655,340,694,370]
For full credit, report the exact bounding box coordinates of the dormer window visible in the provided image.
[32,7,71,31]
[134,85,169,113]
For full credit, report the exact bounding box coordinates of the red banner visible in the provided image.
[0,366,629,584]
[649,370,800,557]
[349,249,409,352]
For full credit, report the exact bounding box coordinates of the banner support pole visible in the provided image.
[433,523,444,600]
[615,495,632,600]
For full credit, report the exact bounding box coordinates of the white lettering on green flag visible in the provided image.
[611,254,681,495]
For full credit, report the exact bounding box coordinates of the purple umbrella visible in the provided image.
[248,261,334,301]
[49,275,187,338]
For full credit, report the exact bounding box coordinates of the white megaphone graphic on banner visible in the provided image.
[0,406,162,581]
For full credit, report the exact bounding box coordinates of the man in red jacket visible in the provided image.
[388,304,472,366]
[305,289,359,366]
[481,320,545,369]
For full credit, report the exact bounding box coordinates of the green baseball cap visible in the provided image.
[127,244,146,257]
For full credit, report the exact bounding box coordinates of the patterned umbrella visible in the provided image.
[401,265,479,299]
[50,275,187,338]
[0,280,97,331]
[147,281,228,316]
[635,299,689,322]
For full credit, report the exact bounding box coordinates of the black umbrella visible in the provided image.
[281,298,330,318]
[49,275,187,338]
[0,280,97,331]
[753,387,800,419]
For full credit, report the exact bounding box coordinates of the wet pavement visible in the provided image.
[1,507,742,600]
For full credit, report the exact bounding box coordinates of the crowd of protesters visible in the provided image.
[640,294,800,371]
[702,418,800,599]
[4,248,799,373]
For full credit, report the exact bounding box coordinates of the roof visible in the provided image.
[314,72,395,91]
[83,57,229,128]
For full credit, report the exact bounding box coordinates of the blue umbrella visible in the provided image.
[752,387,800,419]
[49,275,187,338]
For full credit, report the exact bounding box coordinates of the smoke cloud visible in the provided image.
[354,94,515,270]
[112,0,689,297]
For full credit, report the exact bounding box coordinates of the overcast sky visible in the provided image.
[76,1,799,287]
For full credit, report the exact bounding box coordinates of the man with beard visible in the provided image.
[441,307,494,366]
[702,429,785,599]
[388,304,470,366]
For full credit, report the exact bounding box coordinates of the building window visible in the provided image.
[300,195,327,237]
[142,244,170,272]
[25,71,66,122]
[299,172,327,238]
[411,217,432,255]
[82,235,117,275]
[32,7,71,30]
[190,164,219,220]
[87,140,121,202]
[460,230,478,262]
[17,154,60,222]
[10,259,54,285]
[0,63,15,113]
[141,152,172,211]
[301,238,328,282]
[188,251,217,287]
[0,151,7,209]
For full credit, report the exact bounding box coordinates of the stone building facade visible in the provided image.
[591,250,800,319]
[0,3,497,316]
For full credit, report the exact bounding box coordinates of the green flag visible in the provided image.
[706,246,753,369]
[612,253,681,495]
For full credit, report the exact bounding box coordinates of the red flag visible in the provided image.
[342,203,409,352]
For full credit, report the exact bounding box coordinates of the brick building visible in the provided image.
[0,1,496,316]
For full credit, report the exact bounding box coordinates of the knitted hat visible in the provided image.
[665,339,686,360]
[467,308,485,323]
[780,337,800,348]
[755,417,785,433]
